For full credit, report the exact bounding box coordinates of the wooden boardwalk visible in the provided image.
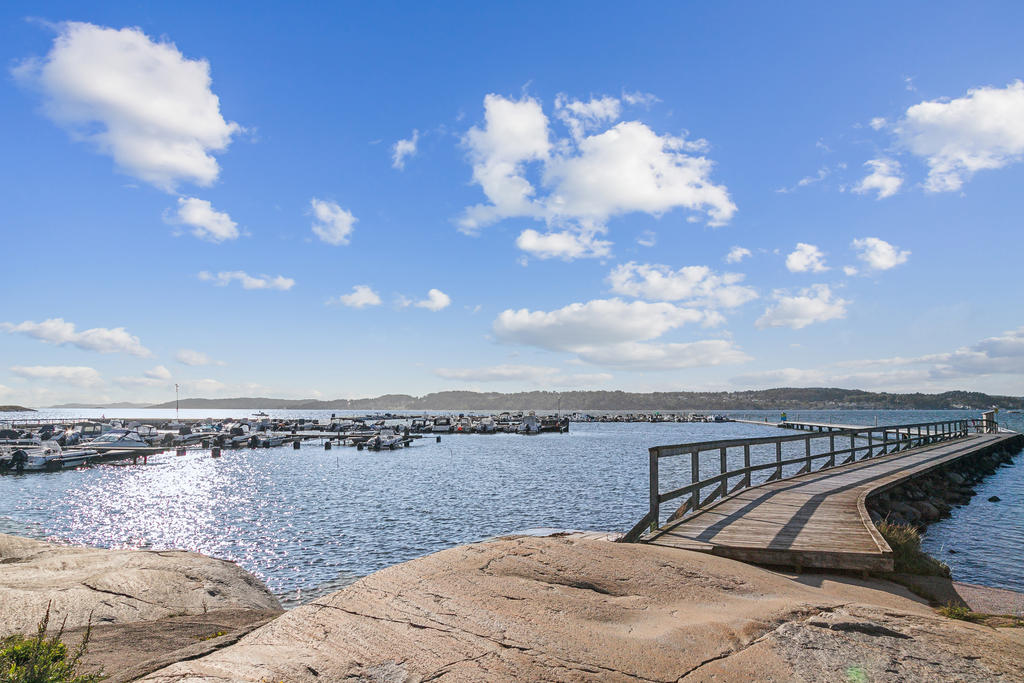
[643,432,1018,571]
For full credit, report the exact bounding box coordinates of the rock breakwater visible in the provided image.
[866,436,1023,529]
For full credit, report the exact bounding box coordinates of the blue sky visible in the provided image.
[1,2,1023,405]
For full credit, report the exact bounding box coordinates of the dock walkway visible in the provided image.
[644,432,1016,571]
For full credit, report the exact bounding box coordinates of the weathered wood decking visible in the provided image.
[642,432,1019,571]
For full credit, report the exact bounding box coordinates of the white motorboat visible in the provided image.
[83,429,150,450]
[0,441,97,473]
[432,417,454,433]
[365,429,404,450]
[517,412,542,434]
[477,416,496,433]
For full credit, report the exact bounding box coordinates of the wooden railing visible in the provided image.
[620,418,988,543]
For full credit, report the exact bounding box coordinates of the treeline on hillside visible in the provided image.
[143,389,1024,411]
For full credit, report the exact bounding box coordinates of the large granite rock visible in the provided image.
[0,533,281,634]
[143,535,1023,681]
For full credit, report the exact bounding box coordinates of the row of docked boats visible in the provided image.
[570,412,730,423]
[406,412,568,434]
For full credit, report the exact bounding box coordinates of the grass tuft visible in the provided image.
[937,603,972,621]
[876,519,951,577]
[0,603,103,682]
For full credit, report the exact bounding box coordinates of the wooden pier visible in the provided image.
[621,418,1021,571]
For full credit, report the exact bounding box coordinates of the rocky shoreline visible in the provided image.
[865,435,1023,531]
[2,531,1023,681]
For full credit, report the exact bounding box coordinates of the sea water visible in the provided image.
[0,408,1020,604]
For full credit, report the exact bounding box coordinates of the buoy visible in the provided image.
[293,440,301,450]
[357,442,364,451]
[325,440,332,450]
[436,436,441,443]
[211,446,221,458]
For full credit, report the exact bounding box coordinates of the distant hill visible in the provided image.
[140,388,1024,411]
[48,402,152,409]
[0,405,34,412]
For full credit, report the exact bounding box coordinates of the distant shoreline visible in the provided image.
[37,387,1024,412]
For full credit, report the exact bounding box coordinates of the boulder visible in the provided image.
[0,533,281,635]
[911,501,941,522]
[891,502,921,524]
[945,471,966,485]
[988,496,1001,503]
[140,536,1024,682]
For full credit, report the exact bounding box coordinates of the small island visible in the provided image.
[0,405,34,412]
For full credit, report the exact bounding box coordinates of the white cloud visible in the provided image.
[543,120,734,227]
[554,94,622,140]
[776,167,829,194]
[10,365,102,387]
[608,262,757,308]
[851,237,910,271]
[459,93,735,259]
[896,80,1024,192]
[869,117,887,130]
[13,22,239,191]
[145,365,172,380]
[725,246,751,264]
[636,230,656,248]
[494,298,706,351]
[392,129,419,170]
[459,94,551,232]
[415,289,451,311]
[852,158,903,199]
[734,326,1024,391]
[843,265,859,276]
[1,318,150,357]
[198,270,294,290]
[180,378,227,395]
[756,285,849,329]
[330,285,382,308]
[171,197,239,242]
[434,364,611,387]
[570,340,751,370]
[785,243,829,273]
[622,91,660,107]
[515,228,611,260]
[175,349,221,366]
[310,198,357,246]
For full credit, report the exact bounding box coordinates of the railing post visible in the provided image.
[850,433,855,460]
[719,447,728,497]
[775,441,782,479]
[829,433,835,467]
[689,450,700,512]
[743,444,751,487]
[649,448,659,531]
[867,430,873,459]
[804,436,812,472]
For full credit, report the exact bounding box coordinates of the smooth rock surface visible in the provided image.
[143,535,1024,682]
[0,533,281,634]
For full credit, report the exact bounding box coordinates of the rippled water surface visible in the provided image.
[1,408,1020,601]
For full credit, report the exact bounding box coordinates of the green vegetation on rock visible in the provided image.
[877,520,951,577]
[0,606,101,683]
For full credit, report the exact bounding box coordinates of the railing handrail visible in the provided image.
[621,418,986,543]
[651,419,975,458]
